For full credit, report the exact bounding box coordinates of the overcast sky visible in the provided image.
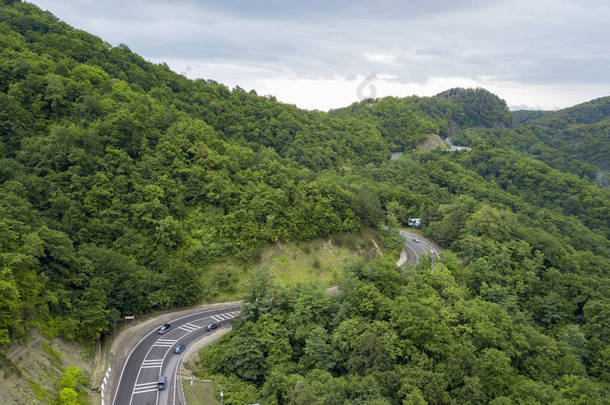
[30,0,610,111]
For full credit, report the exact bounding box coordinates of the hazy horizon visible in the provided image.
[29,0,610,111]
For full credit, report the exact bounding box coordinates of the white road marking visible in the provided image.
[141,359,163,369]
[115,306,240,405]
[153,338,178,347]
[172,347,189,405]
[158,313,232,405]
[179,323,199,332]
[134,381,158,394]
[419,239,440,260]
[133,387,159,394]
[152,342,175,348]
[211,315,222,322]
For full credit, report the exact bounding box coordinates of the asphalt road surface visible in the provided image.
[112,304,241,405]
[399,230,442,266]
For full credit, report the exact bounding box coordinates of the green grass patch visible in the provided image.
[202,230,381,301]
[182,378,220,405]
[27,379,53,403]
[417,133,450,151]
[42,343,62,370]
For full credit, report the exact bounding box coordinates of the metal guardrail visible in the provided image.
[100,366,111,405]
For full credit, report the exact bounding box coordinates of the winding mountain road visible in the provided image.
[110,231,441,405]
[111,304,240,405]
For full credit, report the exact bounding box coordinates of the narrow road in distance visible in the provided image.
[397,230,442,266]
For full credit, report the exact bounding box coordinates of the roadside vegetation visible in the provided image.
[182,378,219,405]
[203,229,383,302]
[195,256,609,404]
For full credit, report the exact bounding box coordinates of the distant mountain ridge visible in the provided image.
[513,96,610,128]
[447,96,610,182]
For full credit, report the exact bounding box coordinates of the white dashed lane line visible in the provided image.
[114,306,240,405]
[129,311,241,404]
[136,312,237,404]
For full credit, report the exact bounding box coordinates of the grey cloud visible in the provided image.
[30,0,610,94]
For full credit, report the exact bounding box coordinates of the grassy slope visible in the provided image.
[418,133,450,151]
[182,379,219,405]
[202,229,383,302]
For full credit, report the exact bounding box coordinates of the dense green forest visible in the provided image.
[329,87,512,151]
[455,97,610,184]
[0,1,609,403]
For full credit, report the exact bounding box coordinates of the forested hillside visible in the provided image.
[1,1,390,344]
[329,87,512,151]
[0,1,609,404]
[456,97,610,183]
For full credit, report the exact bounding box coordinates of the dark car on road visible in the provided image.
[174,343,186,354]
[157,323,171,334]
[158,376,167,390]
[205,322,220,332]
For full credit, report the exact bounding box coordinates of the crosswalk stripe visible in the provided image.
[179,323,199,332]
[133,387,158,394]
[134,382,157,388]
[211,315,221,322]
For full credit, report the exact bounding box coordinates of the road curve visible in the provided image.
[112,304,241,405]
[111,232,442,405]
[398,230,442,266]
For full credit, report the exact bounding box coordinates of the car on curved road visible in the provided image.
[174,343,186,354]
[205,322,220,332]
[157,323,171,334]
